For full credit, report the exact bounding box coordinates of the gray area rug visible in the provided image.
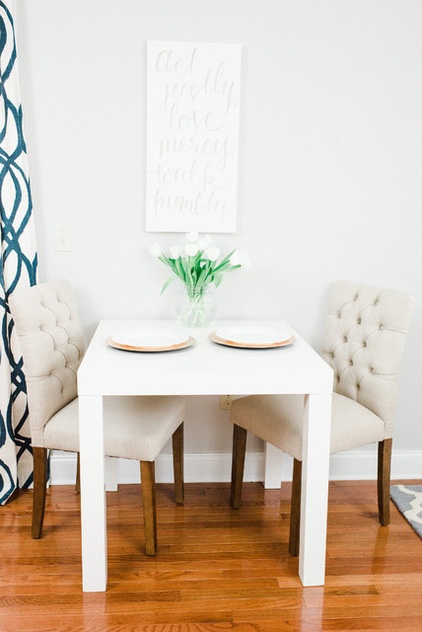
[390,485,422,538]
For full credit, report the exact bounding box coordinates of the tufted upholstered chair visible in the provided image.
[9,279,185,554]
[229,281,415,555]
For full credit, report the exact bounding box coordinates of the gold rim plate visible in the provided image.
[107,332,195,352]
[209,331,295,349]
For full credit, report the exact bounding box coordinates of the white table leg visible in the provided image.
[299,392,332,586]
[79,395,107,591]
[105,456,119,491]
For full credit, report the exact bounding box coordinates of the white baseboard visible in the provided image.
[50,448,422,488]
[49,451,265,486]
[263,443,422,488]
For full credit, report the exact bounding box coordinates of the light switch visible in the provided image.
[54,224,72,251]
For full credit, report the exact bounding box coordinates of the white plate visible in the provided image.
[210,326,295,349]
[107,329,194,352]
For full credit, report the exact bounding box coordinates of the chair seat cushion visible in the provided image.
[43,395,185,461]
[231,392,385,461]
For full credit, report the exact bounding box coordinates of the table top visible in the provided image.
[77,319,333,397]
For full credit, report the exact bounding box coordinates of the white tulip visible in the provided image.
[149,243,163,257]
[198,234,214,250]
[205,245,220,261]
[185,242,199,257]
[170,245,181,259]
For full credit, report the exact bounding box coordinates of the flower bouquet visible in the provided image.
[149,232,251,327]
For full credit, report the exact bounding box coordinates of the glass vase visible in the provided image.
[176,287,216,328]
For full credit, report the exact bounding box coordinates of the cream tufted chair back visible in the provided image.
[229,279,415,554]
[9,279,186,547]
[9,279,85,448]
[320,280,415,438]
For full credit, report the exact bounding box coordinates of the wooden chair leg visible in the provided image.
[32,446,48,539]
[230,424,247,509]
[378,438,392,526]
[289,458,302,557]
[75,452,80,494]
[172,423,184,505]
[140,460,157,556]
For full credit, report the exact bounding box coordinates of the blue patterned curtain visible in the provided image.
[0,0,37,504]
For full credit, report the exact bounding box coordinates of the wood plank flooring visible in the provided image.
[1,480,421,631]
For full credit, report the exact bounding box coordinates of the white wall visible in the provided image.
[15,0,422,482]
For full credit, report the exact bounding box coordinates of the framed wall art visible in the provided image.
[146,41,241,233]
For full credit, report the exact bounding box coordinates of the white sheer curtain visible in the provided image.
[0,0,37,504]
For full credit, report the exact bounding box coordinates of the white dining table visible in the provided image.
[77,319,333,592]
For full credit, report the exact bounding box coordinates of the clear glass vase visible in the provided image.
[176,287,216,328]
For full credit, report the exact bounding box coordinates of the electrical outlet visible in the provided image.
[220,394,233,410]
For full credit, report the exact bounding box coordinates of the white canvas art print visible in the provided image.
[146,41,241,233]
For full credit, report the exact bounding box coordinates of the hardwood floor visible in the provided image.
[1,480,421,631]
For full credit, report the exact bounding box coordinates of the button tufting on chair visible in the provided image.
[228,280,415,557]
[9,279,186,554]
